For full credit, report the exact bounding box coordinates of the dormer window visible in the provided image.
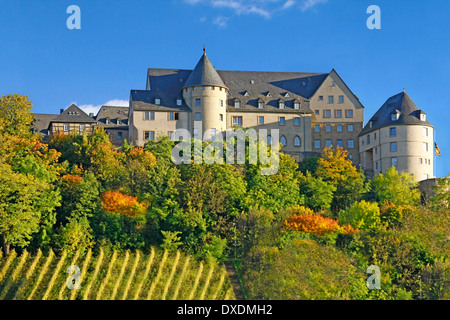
[284,92,290,98]
[420,112,426,121]
[265,92,272,98]
[176,99,182,106]
[279,100,285,109]
[391,110,400,121]
[294,101,300,109]
[234,99,241,108]
[243,91,250,97]
[106,118,110,125]
[155,98,161,105]
[369,121,373,128]
[258,100,264,109]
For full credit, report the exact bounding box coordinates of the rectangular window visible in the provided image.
[375,161,378,170]
[390,127,396,137]
[219,114,223,122]
[335,110,342,118]
[337,124,343,132]
[144,131,155,141]
[328,96,334,104]
[201,86,205,90]
[144,112,149,120]
[315,110,319,115]
[258,101,264,109]
[325,140,332,148]
[155,98,161,105]
[177,99,182,106]
[375,147,378,155]
[314,125,320,132]
[391,142,397,152]
[346,110,354,118]
[258,116,264,125]
[80,124,85,133]
[367,135,370,144]
[195,112,201,121]
[337,139,343,147]
[294,117,300,126]
[423,127,428,136]
[196,98,201,106]
[169,112,174,121]
[314,140,321,149]
[348,124,354,132]
[118,131,123,139]
[374,132,377,140]
[339,96,344,103]
[64,124,70,132]
[326,124,331,132]
[318,96,324,101]
[234,101,241,108]
[220,99,224,107]
[279,117,285,125]
[193,128,199,140]
[169,131,174,141]
[324,110,331,118]
[423,142,428,152]
[348,139,354,148]
[392,157,398,167]
[279,101,285,109]
[419,158,423,164]
[294,102,300,109]
[232,116,243,127]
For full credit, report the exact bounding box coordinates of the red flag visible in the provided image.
[435,142,442,156]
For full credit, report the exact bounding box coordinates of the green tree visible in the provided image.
[370,167,420,206]
[316,147,365,214]
[0,164,44,254]
[339,200,384,232]
[299,171,336,212]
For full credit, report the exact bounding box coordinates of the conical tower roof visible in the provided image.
[183,51,227,89]
[359,91,432,136]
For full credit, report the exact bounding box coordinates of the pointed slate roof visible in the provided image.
[359,91,432,136]
[51,104,96,124]
[183,52,227,89]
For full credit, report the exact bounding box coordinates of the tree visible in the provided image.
[338,200,383,232]
[370,167,420,206]
[429,175,450,210]
[0,164,43,254]
[299,171,336,212]
[316,147,365,214]
[0,94,34,137]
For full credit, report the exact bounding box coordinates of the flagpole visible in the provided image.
[434,129,436,178]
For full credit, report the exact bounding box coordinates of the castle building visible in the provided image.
[128,50,364,162]
[359,91,434,181]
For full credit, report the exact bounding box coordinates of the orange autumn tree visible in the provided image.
[284,206,356,236]
[101,190,148,217]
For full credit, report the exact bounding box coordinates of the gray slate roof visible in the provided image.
[32,113,57,135]
[51,104,97,124]
[359,91,432,136]
[133,53,329,114]
[183,53,227,89]
[96,105,129,127]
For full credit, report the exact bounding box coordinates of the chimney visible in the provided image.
[60,109,64,114]
[89,113,94,117]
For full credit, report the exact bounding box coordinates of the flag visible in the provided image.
[435,142,441,156]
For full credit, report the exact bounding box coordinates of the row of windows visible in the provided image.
[316,109,353,118]
[315,124,354,133]
[231,116,302,127]
[364,127,429,145]
[144,111,179,121]
[318,95,345,104]
[314,139,355,149]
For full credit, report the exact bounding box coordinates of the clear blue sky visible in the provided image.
[0,0,448,177]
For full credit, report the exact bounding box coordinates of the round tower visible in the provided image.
[182,49,228,140]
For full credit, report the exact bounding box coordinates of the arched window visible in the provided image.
[294,136,301,147]
[280,136,287,146]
